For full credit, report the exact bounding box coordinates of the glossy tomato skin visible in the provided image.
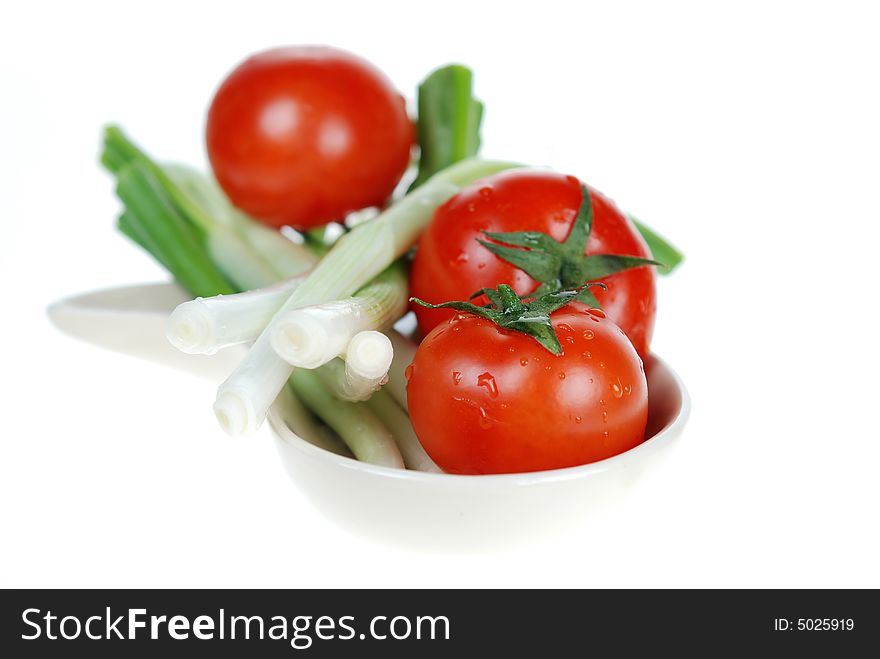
[410,170,657,355]
[207,46,413,230]
[406,308,648,475]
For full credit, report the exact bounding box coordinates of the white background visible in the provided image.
[2,0,878,588]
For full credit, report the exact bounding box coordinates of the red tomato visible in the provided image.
[406,307,648,474]
[409,170,657,355]
[206,46,413,230]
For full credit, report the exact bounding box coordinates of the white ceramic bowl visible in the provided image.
[269,355,690,550]
[49,282,690,550]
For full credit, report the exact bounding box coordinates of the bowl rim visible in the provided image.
[269,353,690,487]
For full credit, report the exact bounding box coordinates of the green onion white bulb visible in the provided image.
[166,274,306,355]
[270,264,406,369]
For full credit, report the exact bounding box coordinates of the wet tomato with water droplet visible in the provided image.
[207,46,413,230]
[406,308,648,474]
[409,170,657,355]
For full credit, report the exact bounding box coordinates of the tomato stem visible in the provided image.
[412,282,605,355]
[480,184,661,302]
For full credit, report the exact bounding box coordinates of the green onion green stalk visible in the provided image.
[272,383,351,458]
[289,368,404,468]
[409,64,484,191]
[101,127,410,465]
[102,127,317,293]
[364,389,440,472]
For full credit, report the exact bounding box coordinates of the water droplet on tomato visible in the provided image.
[557,323,573,333]
[477,262,487,270]
[404,365,414,381]
[599,361,606,369]
[624,384,632,396]
[544,365,552,371]
[574,415,582,424]
[455,251,470,263]
[610,378,623,398]
[452,371,462,385]
[519,358,529,367]
[589,378,594,384]
[479,186,493,198]
[602,431,610,445]
[467,203,476,213]
[587,308,606,319]
[582,329,595,340]
[477,372,499,398]
[478,408,492,430]
[558,372,566,380]
[582,350,592,359]
[453,325,461,332]
[602,410,608,423]
[508,346,516,353]
[453,395,493,430]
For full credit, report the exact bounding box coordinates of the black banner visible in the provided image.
[1,589,876,656]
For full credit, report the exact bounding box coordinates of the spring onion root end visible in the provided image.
[213,390,256,436]
[346,331,393,381]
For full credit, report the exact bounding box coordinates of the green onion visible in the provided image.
[289,368,404,468]
[314,334,394,403]
[273,384,352,458]
[117,211,170,271]
[364,389,440,472]
[164,164,317,281]
[166,273,308,355]
[202,221,281,290]
[344,331,394,399]
[115,162,236,297]
[315,359,438,471]
[270,262,407,369]
[410,64,484,190]
[214,158,520,437]
[102,127,381,460]
[102,127,318,292]
[629,216,684,275]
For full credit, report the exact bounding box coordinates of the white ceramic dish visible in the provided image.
[50,282,690,550]
[270,354,689,550]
